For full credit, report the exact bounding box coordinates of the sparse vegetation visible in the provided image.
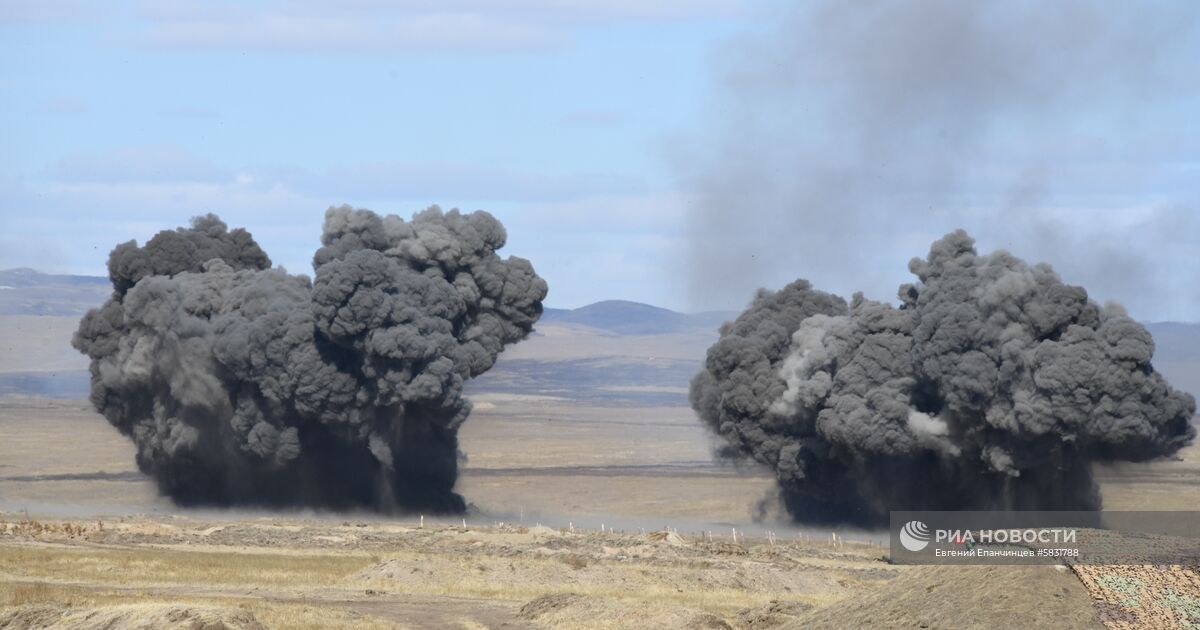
[0,544,374,590]
[0,515,890,628]
[0,581,397,630]
[1,396,1195,628]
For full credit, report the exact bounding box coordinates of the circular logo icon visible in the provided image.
[900,520,930,551]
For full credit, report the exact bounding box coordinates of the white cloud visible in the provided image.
[140,10,563,54]
[6,147,666,287]
[39,145,646,202]
[506,192,685,235]
[130,0,746,55]
[0,0,102,24]
[1,153,692,309]
[494,192,690,309]
[306,161,647,203]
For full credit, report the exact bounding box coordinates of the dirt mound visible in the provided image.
[355,556,417,583]
[518,592,587,619]
[784,565,1103,630]
[689,613,734,629]
[647,530,688,547]
[0,606,63,628]
[734,600,813,628]
[0,603,266,629]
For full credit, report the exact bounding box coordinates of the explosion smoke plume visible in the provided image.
[74,206,546,512]
[691,231,1195,525]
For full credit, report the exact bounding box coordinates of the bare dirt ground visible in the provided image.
[0,317,84,374]
[1,396,1198,628]
[0,395,777,525]
[0,514,1102,630]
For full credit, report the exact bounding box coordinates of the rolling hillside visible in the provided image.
[541,300,735,335]
[0,268,1196,405]
[0,268,110,316]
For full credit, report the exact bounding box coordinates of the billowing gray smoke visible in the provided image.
[691,231,1195,525]
[74,207,546,513]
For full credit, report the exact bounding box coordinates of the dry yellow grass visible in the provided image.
[245,601,401,630]
[0,581,400,629]
[0,543,375,590]
[2,394,1195,628]
[356,572,839,615]
[1,518,893,628]
[0,316,87,373]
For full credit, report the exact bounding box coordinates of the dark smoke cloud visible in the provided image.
[691,231,1195,525]
[678,1,1200,320]
[74,207,547,513]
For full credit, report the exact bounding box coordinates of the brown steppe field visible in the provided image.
[1,313,1199,628]
[2,395,1198,629]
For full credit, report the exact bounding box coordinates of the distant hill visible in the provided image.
[1145,322,1200,400]
[1146,322,1200,361]
[0,268,109,289]
[0,268,1195,404]
[0,268,110,316]
[531,307,1199,403]
[541,300,735,335]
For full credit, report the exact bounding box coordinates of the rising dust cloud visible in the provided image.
[73,207,546,513]
[691,231,1196,525]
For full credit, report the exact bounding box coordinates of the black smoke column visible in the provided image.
[691,230,1195,525]
[74,206,547,513]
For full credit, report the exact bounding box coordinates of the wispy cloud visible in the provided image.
[139,11,563,55]
[304,161,646,203]
[2,161,682,306]
[0,0,101,24]
[129,0,745,55]
[498,192,691,309]
[39,145,647,202]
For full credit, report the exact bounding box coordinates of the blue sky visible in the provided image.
[1,1,1197,321]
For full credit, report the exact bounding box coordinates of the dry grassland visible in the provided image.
[1,396,1197,628]
[0,514,1104,629]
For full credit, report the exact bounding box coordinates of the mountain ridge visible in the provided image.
[1,267,1196,343]
[0,268,112,316]
[0,267,110,289]
[541,299,736,335]
[0,269,1196,403]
